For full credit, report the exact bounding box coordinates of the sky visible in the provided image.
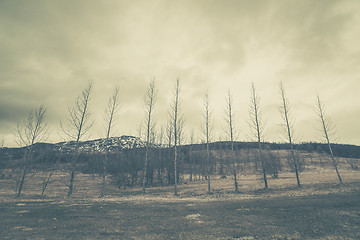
[0,0,359,147]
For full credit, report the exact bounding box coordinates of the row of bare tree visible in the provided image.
[9,79,343,198]
[139,79,343,195]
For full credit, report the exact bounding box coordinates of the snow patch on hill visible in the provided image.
[57,136,147,153]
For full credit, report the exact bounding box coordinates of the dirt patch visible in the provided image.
[185,213,204,223]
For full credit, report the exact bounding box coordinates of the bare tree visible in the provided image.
[101,86,120,197]
[248,83,268,188]
[225,90,239,192]
[315,93,343,184]
[15,105,48,198]
[142,80,157,193]
[170,78,183,195]
[279,81,301,187]
[202,91,213,193]
[61,81,94,197]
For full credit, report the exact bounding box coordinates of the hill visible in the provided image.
[1,136,360,161]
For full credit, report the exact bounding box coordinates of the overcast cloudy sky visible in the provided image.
[1,0,359,147]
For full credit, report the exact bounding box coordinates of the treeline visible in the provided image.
[0,144,282,190]
[2,140,360,165]
[185,141,360,159]
[86,146,281,189]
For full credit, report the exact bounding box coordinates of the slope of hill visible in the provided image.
[56,135,146,153]
[0,136,146,160]
[1,136,360,160]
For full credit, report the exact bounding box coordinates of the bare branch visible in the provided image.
[16,105,48,148]
[61,81,94,144]
[104,86,120,139]
[248,83,264,143]
[279,81,296,143]
[202,91,214,144]
[225,90,237,143]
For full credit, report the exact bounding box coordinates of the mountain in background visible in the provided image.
[0,136,147,160]
[56,135,147,153]
[1,135,360,160]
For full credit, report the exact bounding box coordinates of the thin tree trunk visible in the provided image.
[316,94,342,184]
[100,153,108,197]
[189,130,195,182]
[207,143,211,193]
[68,170,75,197]
[189,149,193,182]
[280,82,301,187]
[226,91,238,192]
[258,143,268,189]
[328,143,342,184]
[174,145,178,195]
[143,146,149,193]
[158,148,162,185]
[41,167,56,196]
[231,143,238,192]
[16,167,28,198]
[290,144,301,187]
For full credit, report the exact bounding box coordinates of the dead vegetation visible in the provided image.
[0,153,359,239]
[0,153,359,202]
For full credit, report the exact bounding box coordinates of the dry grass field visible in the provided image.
[0,159,359,239]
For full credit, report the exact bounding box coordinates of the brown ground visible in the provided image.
[0,163,359,239]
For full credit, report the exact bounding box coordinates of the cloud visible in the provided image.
[0,0,359,146]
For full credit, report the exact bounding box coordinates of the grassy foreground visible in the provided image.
[0,169,359,239]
